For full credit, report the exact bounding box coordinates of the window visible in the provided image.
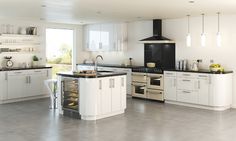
[46,28,74,78]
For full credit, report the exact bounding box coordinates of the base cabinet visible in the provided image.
[164,71,233,111]
[79,75,127,120]
[0,68,51,103]
[164,72,176,101]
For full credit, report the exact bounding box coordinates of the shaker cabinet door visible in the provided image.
[164,76,177,101]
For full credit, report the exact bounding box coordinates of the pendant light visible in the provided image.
[216,12,221,47]
[201,14,206,47]
[186,15,191,47]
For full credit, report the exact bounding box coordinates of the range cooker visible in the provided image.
[131,67,164,101]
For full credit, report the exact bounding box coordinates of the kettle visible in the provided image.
[191,61,199,71]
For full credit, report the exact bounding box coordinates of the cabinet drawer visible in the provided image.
[28,69,47,74]
[164,71,176,77]
[177,72,196,78]
[146,89,164,101]
[177,90,198,104]
[177,78,197,90]
[8,70,28,76]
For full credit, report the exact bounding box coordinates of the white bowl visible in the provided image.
[147,63,156,68]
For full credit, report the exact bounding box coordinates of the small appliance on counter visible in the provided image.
[176,60,187,70]
[2,56,14,68]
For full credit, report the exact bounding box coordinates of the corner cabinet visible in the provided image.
[164,71,233,111]
[83,23,127,52]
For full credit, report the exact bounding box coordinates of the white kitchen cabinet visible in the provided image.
[100,77,112,115]
[197,74,210,105]
[85,24,100,51]
[83,23,127,52]
[0,68,51,103]
[27,70,49,97]
[0,72,8,100]
[98,66,132,95]
[7,71,28,99]
[209,74,232,107]
[79,75,127,120]
[177,90,198,104]
[111,77,121,112]
[164,71,176,101]
[164,71,233,111]
[101,24,114,51]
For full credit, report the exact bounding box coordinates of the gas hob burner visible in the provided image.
[132,67,163,74]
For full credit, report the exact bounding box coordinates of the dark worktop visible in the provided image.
[77,63,143,69]
[57,71,127,78]
[0,66,52,71]
[165,69,233,74]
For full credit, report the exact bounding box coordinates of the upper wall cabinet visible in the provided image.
[83,23,127,52]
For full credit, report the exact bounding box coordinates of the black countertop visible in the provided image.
[165,69,233,74]
[57,71,127,78]
[77,63,143,69]
[0,66,52,71]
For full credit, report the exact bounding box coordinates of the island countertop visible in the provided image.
[57,71,127,78]
[0,66,52,71]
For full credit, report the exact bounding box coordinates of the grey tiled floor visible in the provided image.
[1,97,236,141]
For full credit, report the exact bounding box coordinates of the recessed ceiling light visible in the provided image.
[41,5,47,8]
[189,0,194,3]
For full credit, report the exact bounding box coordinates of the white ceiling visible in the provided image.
[0,0,236,24]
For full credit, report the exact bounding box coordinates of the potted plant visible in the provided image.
[32,55,39,67]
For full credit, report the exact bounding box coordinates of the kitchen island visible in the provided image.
[57,71,127,120]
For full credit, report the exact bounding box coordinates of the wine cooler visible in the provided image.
[61,78,80,119]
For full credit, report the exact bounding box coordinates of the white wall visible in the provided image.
[163,14,236,107]
[0,20,45,67]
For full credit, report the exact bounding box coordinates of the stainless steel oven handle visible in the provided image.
[147,89,163,94]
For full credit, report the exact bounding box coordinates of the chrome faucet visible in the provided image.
[94,55,103,72]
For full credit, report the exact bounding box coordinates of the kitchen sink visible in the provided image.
[97,71,114,75]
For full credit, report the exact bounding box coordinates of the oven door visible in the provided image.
[146,89,164,101]
[147,74,164,90]
[132,72,147,83]
[132,82,146,98]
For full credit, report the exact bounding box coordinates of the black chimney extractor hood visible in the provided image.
[140,19,174,43]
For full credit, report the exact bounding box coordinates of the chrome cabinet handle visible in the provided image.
[29,76,31,84]
[112,79,115,88]
[183,91,191,93]
[183,74,190,76]
[109,79,112,88]
[182,79,191,82]
[99,80,102,90]
[5,72,7,80]
[198,80,200,89]
[26,76,28,83]
[198,75,207,78]
[14,72,22,74]
[121,77,124,87]
[34,70,41,73]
